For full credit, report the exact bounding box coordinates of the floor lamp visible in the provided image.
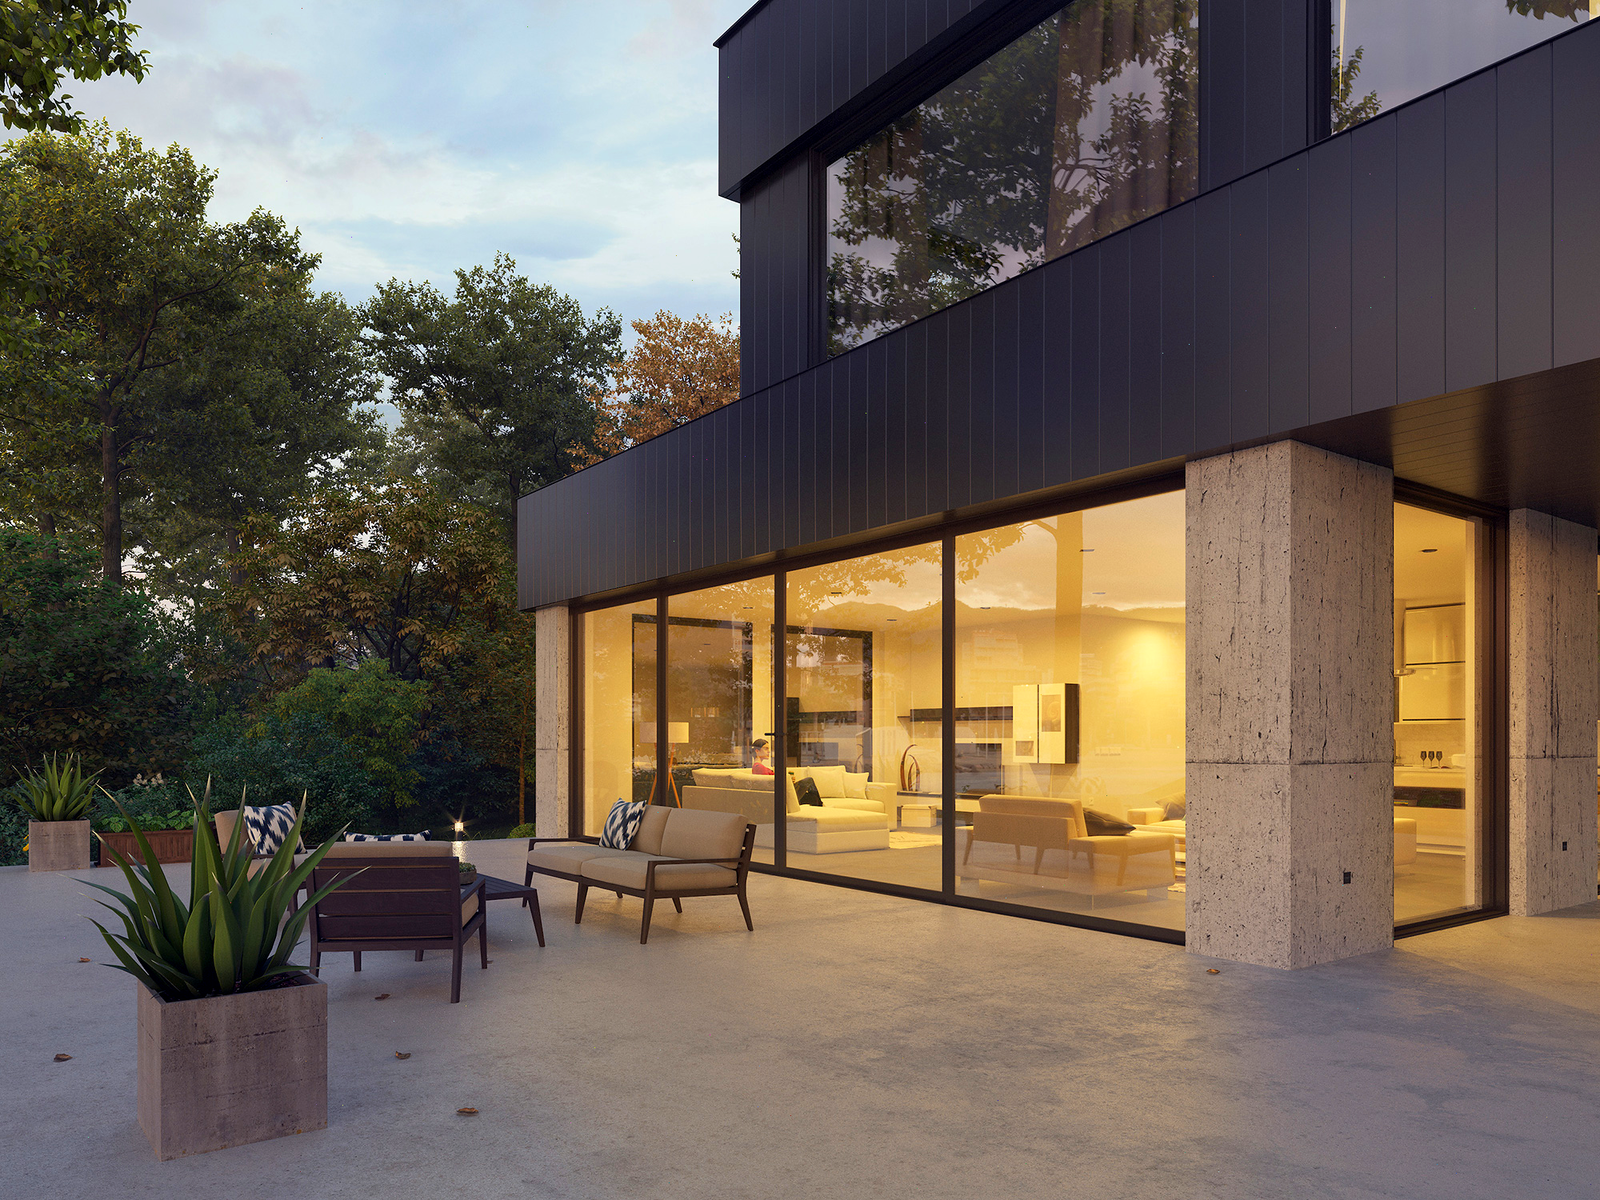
[644,722,690,806]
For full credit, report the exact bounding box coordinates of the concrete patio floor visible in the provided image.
[2,838,1597,1200]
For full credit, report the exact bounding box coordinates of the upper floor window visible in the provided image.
[1333,0,1593,133]
[826,0,1199,356]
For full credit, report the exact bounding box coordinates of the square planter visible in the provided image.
[28,819,90,871]
[137,974,327,1160]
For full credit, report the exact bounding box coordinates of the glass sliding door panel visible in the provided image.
[668,579,778,865]
[1333,1,1592,134]
[1393,502,1485,923]
[582,600,657,838]
[953,492,1186,930]
[785,542,943,887]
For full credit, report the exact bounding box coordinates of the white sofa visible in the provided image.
[1127,806,1420,867]
[681,765,893,854]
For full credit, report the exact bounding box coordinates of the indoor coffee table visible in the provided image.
[463,872,546,947]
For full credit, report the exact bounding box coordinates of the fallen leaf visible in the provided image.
[78,957,90,963]
[394,1052,411,1060]
[374,993,390,1000]
[457,1107,478,1116]
[53,1054,72,1062]
[1206,968,1220,975]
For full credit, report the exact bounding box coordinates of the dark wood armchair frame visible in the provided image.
[308,856,488,1003]
[524,824,756,944]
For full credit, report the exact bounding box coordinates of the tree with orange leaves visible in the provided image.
[583,310,738,463]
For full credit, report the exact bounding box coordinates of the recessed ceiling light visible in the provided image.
[980,606,991,610]
[1092,591,1105,595]
[1080,548,1094,552]
[829,590,842,595]
[887,618,897,622]
[1420,548,1438,553]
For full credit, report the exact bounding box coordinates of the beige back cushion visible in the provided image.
[214,809,246,852]
[692,768,735,787]
[659,807,747,860]
[808,764,847,797]
[321,840,453,859]
[842,771,869,798]
[978,794,1087,839]
[632,804,671,854]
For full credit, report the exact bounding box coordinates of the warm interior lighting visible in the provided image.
[667,722,690,744]
[453,820,465,833]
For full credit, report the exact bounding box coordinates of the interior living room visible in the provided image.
[524,0,1600,968]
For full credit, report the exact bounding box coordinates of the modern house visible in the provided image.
[519,0,1600,968]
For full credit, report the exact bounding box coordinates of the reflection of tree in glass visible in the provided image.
[827,0,1198,354]
[1503,0,1590,19]
[1331,37,1380,134]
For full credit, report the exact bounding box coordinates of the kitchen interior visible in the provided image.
[1393,503,1481,923]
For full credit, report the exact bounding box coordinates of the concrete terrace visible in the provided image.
[2,838,1598,1200]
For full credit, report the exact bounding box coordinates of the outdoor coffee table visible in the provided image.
[462,872,546,947]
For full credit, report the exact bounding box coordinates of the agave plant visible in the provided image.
[87,782,355,1001]
[12,752,100,821]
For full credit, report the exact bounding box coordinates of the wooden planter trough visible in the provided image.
[96,825,214,868]
[138,974,328,1159]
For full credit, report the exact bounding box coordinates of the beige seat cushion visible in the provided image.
[528,843,632,873]
[632,805,671,855]
[659,807,746,860]
[581,853,736,892]
[322,840,453,858]
[818,796,883,815]
[787,809,886,832]
[462,893,479,924]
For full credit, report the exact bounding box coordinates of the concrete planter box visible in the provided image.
[28,819,90,871]
[137,974,327,1160]
[96,825,211,868]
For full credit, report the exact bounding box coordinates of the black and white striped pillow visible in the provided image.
[242,804,298,856]
[598,799,646,849]
[342,831,432,842]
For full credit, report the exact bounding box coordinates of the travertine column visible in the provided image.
[535,605,572,840]
[1187,442,1395,969]
[1508,511,1599,916]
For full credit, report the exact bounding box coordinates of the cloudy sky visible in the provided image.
[58,0,749,328]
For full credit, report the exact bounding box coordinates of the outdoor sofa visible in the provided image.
[525,805,755,943]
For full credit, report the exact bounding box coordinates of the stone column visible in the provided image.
[535,605,572,840]
[1187,441,1395,969]
[1508,510,1599,916]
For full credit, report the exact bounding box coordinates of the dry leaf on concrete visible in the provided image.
[78,957,90,963]
[394,1052,411,1060]
[53,1054,72,1062]
[374,993,390,1000]
[457,1107,478,1116]
[1206,968,1220,975]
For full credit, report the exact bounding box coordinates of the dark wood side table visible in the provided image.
[463,873,546,947]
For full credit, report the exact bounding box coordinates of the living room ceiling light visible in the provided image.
[1421,548,1438,553]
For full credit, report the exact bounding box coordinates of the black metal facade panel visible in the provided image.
[717,0,993,198]
[520,23,1600,609]
[1199,0,1317,192]
[739,155,812,395]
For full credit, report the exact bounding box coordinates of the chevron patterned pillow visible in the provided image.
[342,831,432,842]
[598,799,646,849]
[241,804,298,856]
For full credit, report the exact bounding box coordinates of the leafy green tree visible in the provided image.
[0,123,323,584]
[0,529,191,780]
[226,475,511,684]
[361,253,621,542]
[260,659,430,808]
[1331,40,1380,134]
[1,1,147,133]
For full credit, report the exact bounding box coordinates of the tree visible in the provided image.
[1331,40,1380,134]
[1,1,147,133]
[261,659,430,808]
[361,253,620,542]
[0,528,191,780]
[0,123,322,585]
[225,476,512,685]
[584,310,739,462]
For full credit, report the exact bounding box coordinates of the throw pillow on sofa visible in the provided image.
[1162,799,1187,821]
[343,831,431,842]
[842,771,869,799]
[242,804,298,856]
[1083,808,1135,836]
[793,778,824,807]
[599,799,647,848]
[808,764,847,797]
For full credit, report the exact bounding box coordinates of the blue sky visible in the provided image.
[63,0,749,328]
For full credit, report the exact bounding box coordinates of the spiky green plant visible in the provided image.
[86,782,355,1001]
[12,753,100,821]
